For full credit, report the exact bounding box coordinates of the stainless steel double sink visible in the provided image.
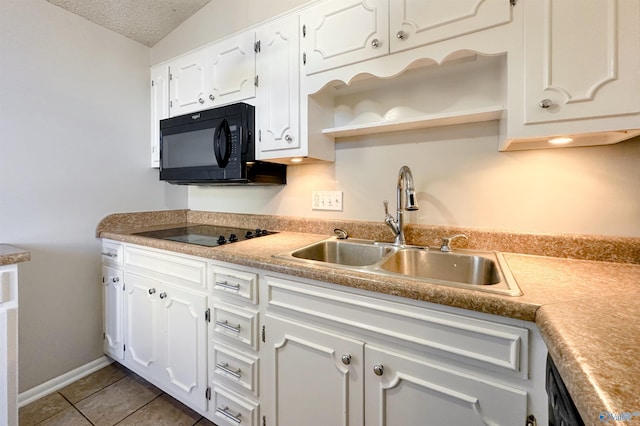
[275,238,522,296]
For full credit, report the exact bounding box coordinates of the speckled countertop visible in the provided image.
[97,210,640,426]
[0,244,30,266]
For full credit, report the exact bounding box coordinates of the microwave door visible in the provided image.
[161,127,217,169]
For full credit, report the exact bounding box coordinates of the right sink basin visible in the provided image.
[379,249,500,286]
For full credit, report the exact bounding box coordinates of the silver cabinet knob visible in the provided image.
[198,97,204,104]
[371,38,380,48]
[159,292,167,299]
[209,94,215,101]
[341,354,352,365]
[148,288,156,295]
[112,277,119,283]
[396,30,407,40]
[539,99,553,109]
[373,364,384,376]
[285,135,293,143]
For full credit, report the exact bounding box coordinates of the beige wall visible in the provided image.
[189,122,640,237]
[1,0,187,391]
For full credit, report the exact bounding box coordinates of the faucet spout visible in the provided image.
[384,166,419,246]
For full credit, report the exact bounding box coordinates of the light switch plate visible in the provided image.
[312,191,343,211]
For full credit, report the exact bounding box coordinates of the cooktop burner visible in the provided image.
[134,224,277,247]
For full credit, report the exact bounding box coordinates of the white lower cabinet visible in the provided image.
[102,241,547,425]
[0,264,19,426]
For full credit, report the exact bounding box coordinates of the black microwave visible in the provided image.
[159,103,286,185]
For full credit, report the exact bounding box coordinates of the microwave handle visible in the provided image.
[214,118,232,168]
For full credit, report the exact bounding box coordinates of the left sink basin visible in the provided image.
[288,239,394,267]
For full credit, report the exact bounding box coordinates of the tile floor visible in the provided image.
[19,363,218,426]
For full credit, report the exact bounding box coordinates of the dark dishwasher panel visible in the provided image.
[546,354,584,426]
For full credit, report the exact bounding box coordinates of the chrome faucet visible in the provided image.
[384,165,419,246]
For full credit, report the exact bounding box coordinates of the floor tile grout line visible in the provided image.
[58,391,96,426]
[112,392,167,425]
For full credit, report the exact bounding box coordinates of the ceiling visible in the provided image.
[46,0,212,47]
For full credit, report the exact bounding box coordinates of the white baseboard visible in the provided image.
[18,356,113,407]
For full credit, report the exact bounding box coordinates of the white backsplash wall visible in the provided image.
[189,121,640,238]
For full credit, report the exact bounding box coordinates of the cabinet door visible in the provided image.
[103,266,124,360]
[365,345,527,426]
[263,315,364,426]
[302,0,389,75]
[389,0,512,53]
[208,31,256,106]
[150,64,169,168]
[123,273,160,377]
[169,50,208,117]
[158,285,208,411]
[523,0,640,124]
[255,15,301,157]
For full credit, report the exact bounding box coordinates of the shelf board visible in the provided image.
[322,106,503,138]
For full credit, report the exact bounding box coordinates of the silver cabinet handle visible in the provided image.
[216,406,242,424]
[112,277,120,283]
[539,99,553,109]
[371,38,380,48]
[198,97,204,104]
[216,362,242,379]
[396,30,407,40]
[216,320,241,333]
[285,135,293,143]
[341,354,351,365]
[209,94,215,101]
[159,292,167,299]
[373,364,384,376]
[101,252,117,258]
[148,288,156,295]
[216,281,240,291]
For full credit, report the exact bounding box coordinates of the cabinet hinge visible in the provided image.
[102,276,105,284]
[261,325,266,343]
[303,52,306,66]
[526,415,536,426]
[170,100,173,108]
[151,80,155,87]
[205,308,210,322]
[123,344,126,352]
[169,73,173,81]
[254,40,261,53]
[510,0,517,5]
[262,415,266,426]
[205,387,211,400]
[258,129,262,142]
[255,75,259,87]
[102,332,105,340]
[302,24,306,37]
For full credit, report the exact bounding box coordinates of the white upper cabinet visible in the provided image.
[502,0,640,150]
[255,15,301,158]
[301,0,389,75]
[169,32,256,118]
[389,0,512,53]
[169,49,209,117]
[150,64,169,168]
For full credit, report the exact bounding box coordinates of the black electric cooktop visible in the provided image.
[134,224,277,247]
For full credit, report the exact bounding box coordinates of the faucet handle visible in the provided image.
[383,200,390,215]
[440,234,468,252]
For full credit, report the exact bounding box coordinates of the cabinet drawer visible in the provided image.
[101,240,123,267]
[124,246,206,291]
[212,342,259,397]
[211,386,259,426]
[211,302,259,351]
[210,264,258,304]
[266,275,528,378]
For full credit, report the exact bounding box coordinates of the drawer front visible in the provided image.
[210,264,258,304]
[212,342,259,397]
[101,240,123,267]
[265,275,528,378]
[210,386,259,426]
[124,246,206,291]
[212,302,259,351]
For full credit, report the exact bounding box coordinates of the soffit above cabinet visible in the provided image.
[46,0,211,47]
